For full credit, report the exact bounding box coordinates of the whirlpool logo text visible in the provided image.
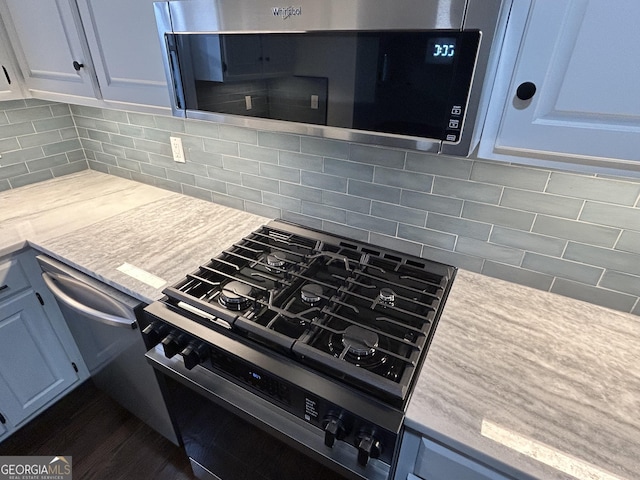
[272,6,302,19]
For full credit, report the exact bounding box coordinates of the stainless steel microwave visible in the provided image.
[154,0,512,156]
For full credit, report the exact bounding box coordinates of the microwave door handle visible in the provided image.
[41,271,137,329]
[167,37,185,110]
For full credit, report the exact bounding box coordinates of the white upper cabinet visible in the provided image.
[480,0,640,174]
[0,16,24,100]
[75,0,170,107]
[0,0,99,99]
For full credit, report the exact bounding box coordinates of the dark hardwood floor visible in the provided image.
[0,381,196,480]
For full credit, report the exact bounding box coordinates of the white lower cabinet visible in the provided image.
[0,250,87,443]
[395,430,512,480]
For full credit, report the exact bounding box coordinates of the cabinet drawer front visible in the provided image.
[0,258,30,301]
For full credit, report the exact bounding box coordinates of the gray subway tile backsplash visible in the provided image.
[2,98,640,315]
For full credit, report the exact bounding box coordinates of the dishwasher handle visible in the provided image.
[41,271,137,329]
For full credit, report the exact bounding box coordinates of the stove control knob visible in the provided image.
[180,342,208,370]
[322,417,346,448]
[141,321,168,347]
[356,434,382,466]
[161,332,186,358]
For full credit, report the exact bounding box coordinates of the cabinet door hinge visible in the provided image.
[72,362,78,373]
[35,292,44,305]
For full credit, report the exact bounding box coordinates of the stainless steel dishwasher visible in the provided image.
[36,254,178,445]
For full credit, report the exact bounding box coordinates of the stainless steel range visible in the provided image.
[141,220,456,480]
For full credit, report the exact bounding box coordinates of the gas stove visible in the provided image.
[141,220,456,479]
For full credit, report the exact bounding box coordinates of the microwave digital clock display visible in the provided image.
[426,37,457,64]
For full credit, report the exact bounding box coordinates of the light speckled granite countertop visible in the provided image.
[1,171,638,479]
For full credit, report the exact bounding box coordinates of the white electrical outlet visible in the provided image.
[245,95,253,110]
[310,95,319,110]
[170,136,185,163]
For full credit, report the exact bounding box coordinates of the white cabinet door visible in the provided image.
[484,0,640,170]
[75,0,170,107]
[0,0,99,98]
[0,289,80,429]
[0,18,24,100]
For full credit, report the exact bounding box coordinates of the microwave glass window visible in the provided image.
[173,31,479,141]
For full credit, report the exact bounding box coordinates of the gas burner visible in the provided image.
[327,325,388,370]
[301,283,323,305]
[266,251,288,271]
[379,288,395,305]
[219,281,254,311]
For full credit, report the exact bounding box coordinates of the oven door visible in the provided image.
[145,346,390,480]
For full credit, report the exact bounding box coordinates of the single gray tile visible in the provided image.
[532,215,620,248]
[177,134,204,153]
[241,173,279,193]
[302,171,347,193]
[116,157,142,173]
[260,163,299,183]
[301,136,349,159]
[148,153,175,168]
[43,139,82,156]
[32,115,74,132]
[51,103,71,117]
[482,261,554,291]
[94,152,118,167]
[580,202,640,231]
[154,115,185,133]
[564,242,640,276]
[140,163,167,178]
[325,158,374,182]
[129,172,157,186]
[455,237,524,266]
[348,179,400,203]
[27,153,68,172]
[371,202,425,226]
[189,149,223,167]
[263,192,301,213]
[400,191,463,216]
[220,125,257,144]
[258,131,300,152]
[433,177,501,204]
[0,99,26,110]
[70,104,104,119]
[204,138,239,156]
[102,109,129,123]
[80,138,102,152]
[599,270,640,297]
[0,112,7,125]
[616,231,640,255]
[177,158,209,177]
[374,166,433,192]
[245,201,280,218]
[228,184,262,202]
[0,122,35,138]
[500,188,583,219]
[522,252,603,285]
[405,152,472,179]
[0,162,28,179]
[0,137,19,152]
[74,116,98,130]
[462,202,535,231]
[17,130,62,148]
[88,160,109,173]
[470,161,550,191]
[279,151,322,172]
[421,245,484,272]
[239,144,278,163]
[108,165,133,179]
[154,177,182,193]
[369,233,422,257]
[280,183,323,203]
[6,106,53,123]
[426,213,491,241]
[76,127,88,139]
[207,165,241,184]
[185,120,219,138]
[222,156,260,175]
[546,172,640,206]
[348,144,405,169]
[195,175,227,194]
[52,160,88,177]
[60,127,79,140]
[133,138,173,157]
[127,112,156,127]
[85,150,96,160]
[9,169,53,188]
[281,211,324,230]
[398,224,456,250]
[212,193,245,210]
[109,134,136,149]
[102,143,126,158]
[323,222,370,243]
[347,211,397,236]
[324,191,371,214]
[124,148,150,163]
[0,179,11,192]
[489,226,566,257]
[302,202,346,223]
[182,184,213,202]
[24,99,54,107]
[0,146,44,166]
[551,279,637,312]
[88,129,111,143]
[143,127,171,143]
[118,124,144,138]
[66,149,86,162]
[93,119,119,134]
